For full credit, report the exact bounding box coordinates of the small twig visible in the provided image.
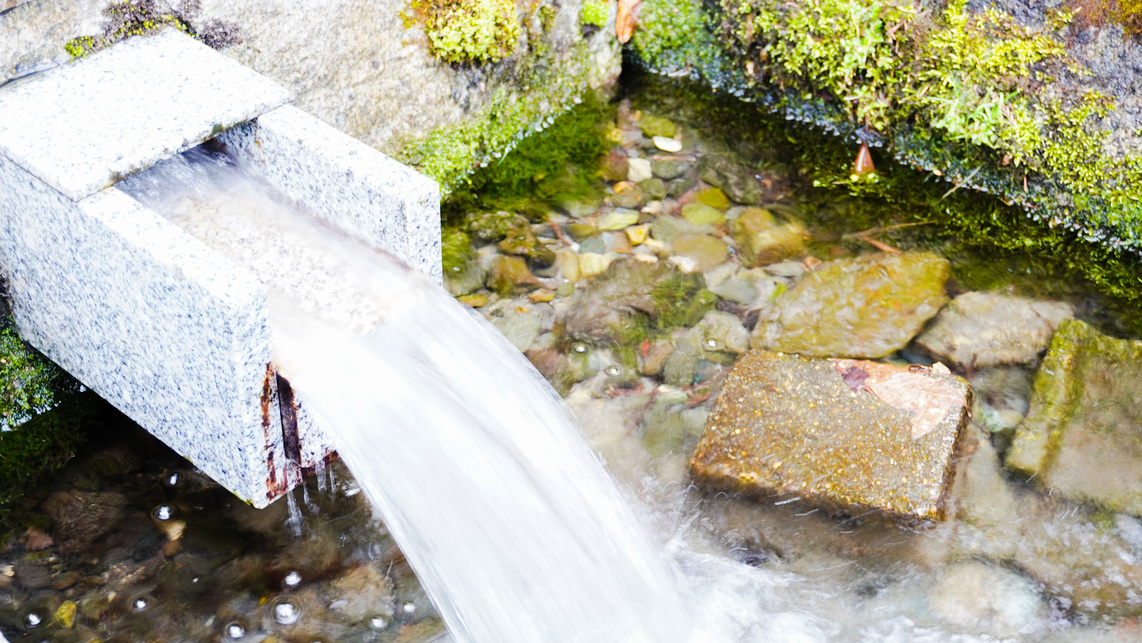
[940,166,982,199]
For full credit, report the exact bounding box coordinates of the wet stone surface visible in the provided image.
[752,251,951,359]
[690,350,970,521]
[1007,318,1142,515]
[916,291,1074,368]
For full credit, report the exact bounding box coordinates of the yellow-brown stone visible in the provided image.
[690,350,970,521]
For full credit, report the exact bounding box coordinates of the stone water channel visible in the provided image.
[5,74,1142,641]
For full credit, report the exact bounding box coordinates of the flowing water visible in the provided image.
[120,147,693,643]
[11,82,1142,642]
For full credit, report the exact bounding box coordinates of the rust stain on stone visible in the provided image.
[277,373,302,465]
[261,364,290,501]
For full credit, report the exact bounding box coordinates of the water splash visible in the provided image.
[122,145,692,643]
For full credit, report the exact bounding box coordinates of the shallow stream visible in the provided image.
[3,73,1142,642]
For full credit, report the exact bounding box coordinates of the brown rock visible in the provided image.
[690,350,970,521]
[42,490,126,553]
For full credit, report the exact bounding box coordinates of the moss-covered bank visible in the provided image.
[0,317,87,535]
[628,0,1142,299]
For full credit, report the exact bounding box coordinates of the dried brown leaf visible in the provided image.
[832,360,965,439]
[616,0,640,43]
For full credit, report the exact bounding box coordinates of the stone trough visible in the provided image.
[0,29,440,507]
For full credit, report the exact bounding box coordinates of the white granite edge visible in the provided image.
[0,29,290,201]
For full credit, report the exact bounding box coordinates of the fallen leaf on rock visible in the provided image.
[616,0,640,43]
[833,359,963,439]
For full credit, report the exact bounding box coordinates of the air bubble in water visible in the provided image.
[369,616,389,630]
[152,504,176,521]
[24,612,42,629]
[283,571,302,588]
[133,597,149,612]
[572,342,589,354]
[225,621,246,639]
[604,365,622,377]
[274,600,300,625]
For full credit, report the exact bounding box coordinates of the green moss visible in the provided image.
[0,322,79,431]
[581,0,609,28]
[441,227,475,274]
[629,0,1142,307]
[64,1,193,59]
[653,274,716,330]
[414,0,521,64]
[444,91,612,218]
[631,0,722,74]
[0,319,90,535]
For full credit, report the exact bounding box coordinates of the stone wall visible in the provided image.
[1,0,621,175]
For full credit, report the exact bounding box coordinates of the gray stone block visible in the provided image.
[0,29,440,507]
[0,29,288,200]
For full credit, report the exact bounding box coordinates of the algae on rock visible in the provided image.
[752,251,950,359]
[1006,319,1142,516]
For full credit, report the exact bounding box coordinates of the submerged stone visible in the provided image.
[651,158,690,181]
[639,114,677,138]
[753,252,950,358]
[695,186,730,210]
[600,148,630,182]
[498,225,555,266]
[444,262,486,297]
[696,155,762,205]
[731,207,806,268]
[638,177,667,200]
[690,350,970,521]
[468,210,529,243]
[1006,319,1142,515]
[670,234,728,273]
[487,256,538,296]
[915,292,1073,368]
[681,202,725,225]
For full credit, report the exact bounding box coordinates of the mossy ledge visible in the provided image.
[392,1,621,193]
[629,0,1142,299]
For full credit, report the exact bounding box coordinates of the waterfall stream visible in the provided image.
[120,146,694,643]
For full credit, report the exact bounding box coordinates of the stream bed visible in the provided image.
[3,73,1142,642]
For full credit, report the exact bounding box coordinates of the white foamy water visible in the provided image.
[121,146,693,643]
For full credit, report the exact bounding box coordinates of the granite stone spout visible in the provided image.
[0,29,440,507]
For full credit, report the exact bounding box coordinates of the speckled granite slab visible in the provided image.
[0,153,292,506]
[218,105,442,284]
[0,28,288,200]
[0,28,441,508]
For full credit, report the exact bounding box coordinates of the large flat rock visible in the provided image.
[751,251,950,359]
[691,350,970,521]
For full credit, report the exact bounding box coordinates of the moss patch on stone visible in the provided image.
[412,0,521,64]
[629,0,1142,289]
[63,0,239,58]
[0,319,88,535]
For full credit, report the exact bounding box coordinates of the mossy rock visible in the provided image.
[628,0,1142,307]
[416,0,521,64]
[1006,319,1142,516]
[752,251,950,358]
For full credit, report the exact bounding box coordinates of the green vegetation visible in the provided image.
[404,86,613,214]
[0,320,88,534]
[622,71,1142,331]
[628,0,1142,302]
[64,1,192,58]
[580,0,609,28]
[412,0,521,64]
